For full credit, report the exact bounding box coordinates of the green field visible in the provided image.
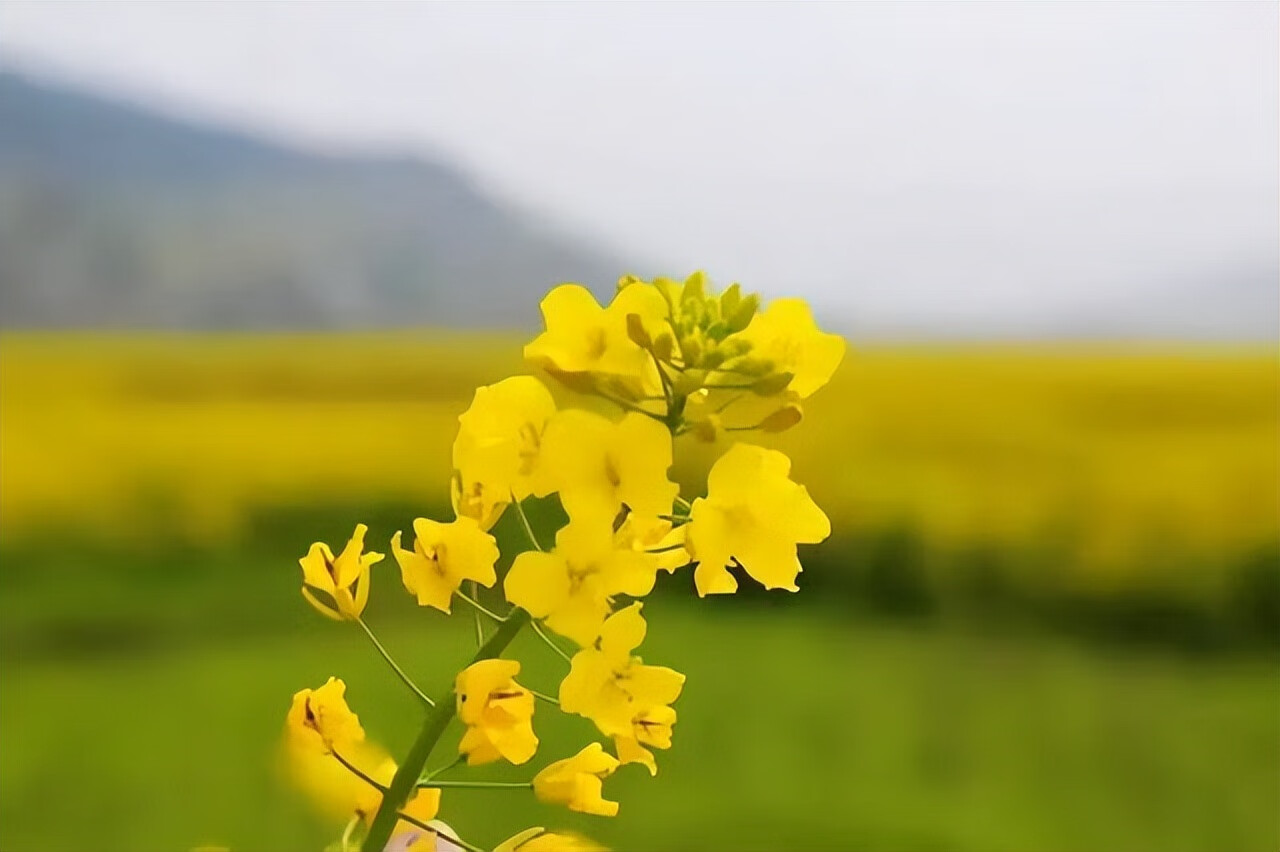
[3,596,1277,852]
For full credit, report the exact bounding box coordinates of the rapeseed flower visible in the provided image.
[532,743,621,817]
[391,517,499,614]
[735,297,844,398]
[504,518,657,646]
[538,409,678,524]
[687,443,831,595]
[524,283,666,384]
[452,376,557,528]
[559,604,684,774]
[299,524,382,621]
[455,658,538,766]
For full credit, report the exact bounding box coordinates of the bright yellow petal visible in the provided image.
[597,603,646,663]
[613,735,657,777]
[504,552,570,617]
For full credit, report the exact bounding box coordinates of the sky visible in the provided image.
[1,1,1276,337]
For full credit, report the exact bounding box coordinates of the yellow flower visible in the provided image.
[282,679,441,828]
[495,828,608,852]
[524,283,667,383]
[613,704,678,777]
[505,518,658,646]
[532,743,621,817]
[735,297,845,398]
[286,677,366,754]
[686,443,831,595]
[538,409,678,524]
[391,517,499,613]
[613,513,690,575]
[559,603,684,775]
[452,376,558,528]
[299,524,382,620]
[455,659,538,766]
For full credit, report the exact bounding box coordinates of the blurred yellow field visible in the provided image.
[2,334,1276,596]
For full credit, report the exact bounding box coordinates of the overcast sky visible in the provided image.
[1,1,1276,337]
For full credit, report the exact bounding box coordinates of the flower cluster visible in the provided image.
[283,272,842,852]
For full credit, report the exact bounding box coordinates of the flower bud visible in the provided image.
[718,337,752,360]
[732,356,774,377]
[751,370,794,395]
[720,282,743,318]
[690,413,722,443]
[672,368,707,396]
[757,403,803,432]
[626,312,651,348]
[726,293,760,333]
[652,333,675,362]
[679,334,703,366]
[682,270,707,304]
[701,346,726,369]
[616,274,644,293]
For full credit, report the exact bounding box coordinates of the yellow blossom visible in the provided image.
[538,409,678,524]
[735,298,845,398]
[455,658,538,766]
[686,443,831,595]
[505,518,657,646]
[532,743,621,817]
[391,517,499,613]
[285,677,365,754]
[282,679,440,828]
[495,828,608,852]
[613,513,690,575]
[452,376,558,528]
[559,603,684,774]
[524,283,667,383]
[299,523,382,621]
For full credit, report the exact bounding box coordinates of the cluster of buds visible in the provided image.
[280,272,844,852]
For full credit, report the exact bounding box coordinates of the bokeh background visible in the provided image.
[1,4,1277,851]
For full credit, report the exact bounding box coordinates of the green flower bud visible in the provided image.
[751,370,794,395]
[726,293,760,333]
[733,356,775,377]
[757,404,803,432]
[720,283,743,318]
[626,312,651,348]
[652,333,675,362]
[682,270,707,304]
[673,369,708,397]
[718,337,752,359]
[679,334,703,366]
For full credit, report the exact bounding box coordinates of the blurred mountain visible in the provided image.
[0,71,624,328]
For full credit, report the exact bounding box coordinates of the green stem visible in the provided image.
[530,618,574,663]
[595,390,667,422]
[528,687,560,705]
[330,747,388,794]
[455,588,507,623]
[361,608,531,852]
[511,498,544,552]
[356,617,435,707]
[415,780,533,790]
[467,580,485,646]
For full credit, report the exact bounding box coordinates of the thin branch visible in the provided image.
[530,619,574,664]
[511,497,544,552]
[356,617,435,707]
[391,811,488,852]
[330,747,388,794]
[415,780,533,790]
[528,687,560,706]
[455,588,508,623]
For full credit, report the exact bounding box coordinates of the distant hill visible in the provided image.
[0,71,625,328]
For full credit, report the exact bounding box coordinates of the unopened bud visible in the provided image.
[701,347,726,369]
[726,293,760,333]
[720,282,743,318]
[757,404,803,432]
[689,413,722,443]
[682,270,707,304]
[733,356,775,377]
[679,334,703,366]
[672,368,707,396]
[718,338,752,360]
[751,370,794,395]
[626,312,651,348]
[616,274,644,293]
[652,333,675,362]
